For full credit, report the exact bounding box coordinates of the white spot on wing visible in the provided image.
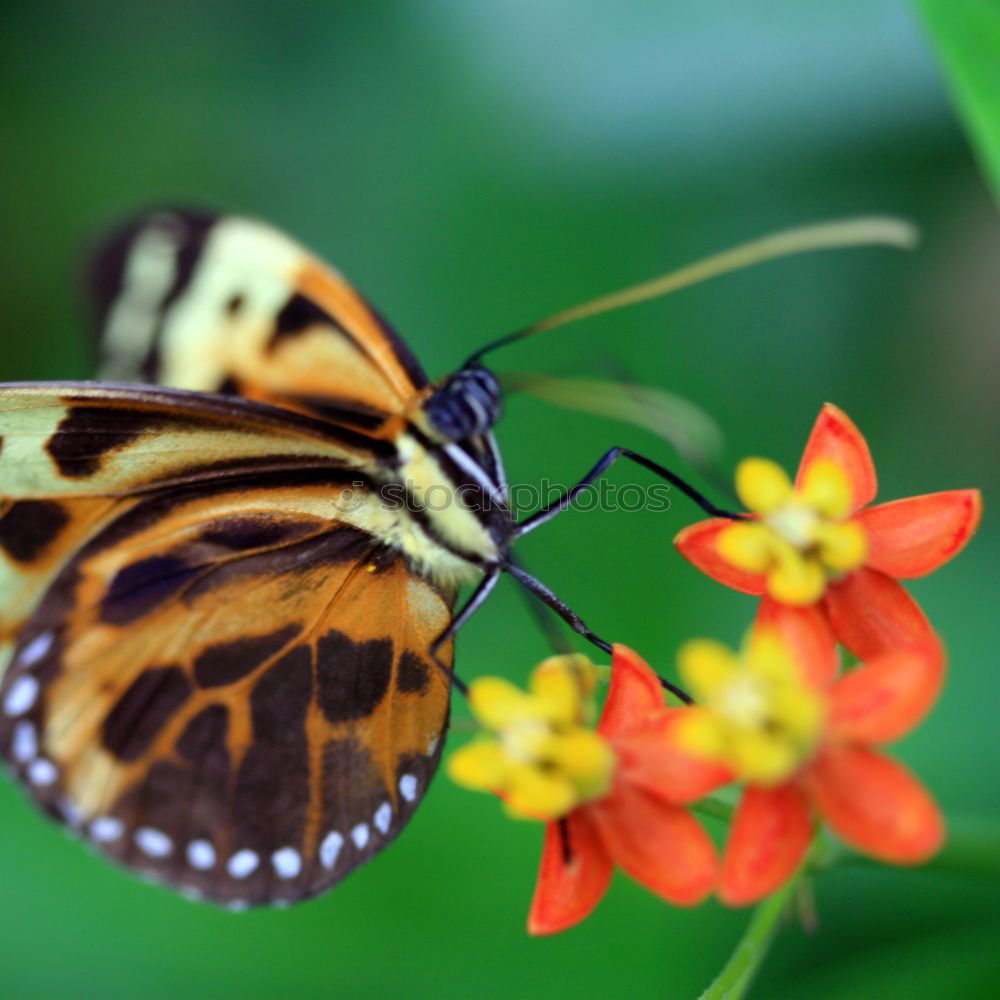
[27,758,57,786]
[350,823,369,849]
[227,849,259,879]
[399,773,418,802]
[427,736,439,756]
[58,797,84,827]
[90,816,124,842]
[319,831,343,869]
[374,802,392,834]
[271,847,302,879]
[135,827,173,858]
[4,676,39,716]
[12,720,37,762]
[187,839,216,870]
[18,633,53,667]
[227,899,249,913]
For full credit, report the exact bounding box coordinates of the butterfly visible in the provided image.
[0,209,890,908]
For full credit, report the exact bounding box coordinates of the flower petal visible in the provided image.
[756,597,839,687]
[675,705,729,762]
[795,404,877,512]
[735,458,793,513]
[600,645,666,738]
[814,519,867,572]
[799,458,854,519]
[765,553,826,606]
[823,567,941,661]
[447,739,507,791]
[527,812,613,935]
[677,639,739,700]
[857,490,983,579]
[616,712,731,804]
[589,783,716,905]
[531,653,600,725]
[806,745,944,863]
[468,677,534,729]
[674,519,767,595]
[828,645,944,744]
[717,523,775,574]
[503,764,577,821]
[718,784,813,906]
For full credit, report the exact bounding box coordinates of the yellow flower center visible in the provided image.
[767,504,819,549]
[716,457,867,604]
[677,631,825,785]
[501,716,549,763]
[717,673,769,728]
[446,654,616,820]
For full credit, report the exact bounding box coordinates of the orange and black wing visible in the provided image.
[0,381,383,671]
[88,209,430,434]
[0,385,454,906]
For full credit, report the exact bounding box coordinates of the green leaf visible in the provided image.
[915,0,1000,204]
[503,373,725,475]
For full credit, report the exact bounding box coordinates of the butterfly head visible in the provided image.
[425,365,502,442]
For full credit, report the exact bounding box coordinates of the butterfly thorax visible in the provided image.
[380,365,510,586]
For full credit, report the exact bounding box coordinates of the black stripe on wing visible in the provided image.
[0,381,397,464]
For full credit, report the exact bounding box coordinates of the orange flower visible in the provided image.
[677,599,945,905]
[675,403,981,659]
[527,645,728,935]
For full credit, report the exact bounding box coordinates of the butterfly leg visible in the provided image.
[513,446,743,539]
[429,568,502,696]
[503,561,693,704]
[508,554,575,655]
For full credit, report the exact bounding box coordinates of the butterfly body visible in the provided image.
[0,211,512,907]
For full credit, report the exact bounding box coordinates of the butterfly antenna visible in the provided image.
[464,216,918,366]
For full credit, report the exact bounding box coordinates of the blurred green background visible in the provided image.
[2,2,998,997]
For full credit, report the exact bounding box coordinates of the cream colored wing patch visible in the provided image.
[0,382,381,500]
[90,210,430,429]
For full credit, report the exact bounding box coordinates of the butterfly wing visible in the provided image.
[0,382,382,670]
[87,211,514,548]
[0,386,455,906]
[0,381,389,495]
[88,210,429,432]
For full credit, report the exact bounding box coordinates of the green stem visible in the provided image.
[695,816,999,1000]
[698,878,797,1000]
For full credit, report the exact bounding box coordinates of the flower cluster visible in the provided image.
[448,404,981,933]
[450,646,726,932]
[448,654,615,820]
[675,404,980,660]
[678,600,944,904]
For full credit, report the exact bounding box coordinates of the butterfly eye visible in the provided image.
[426,365,502,441]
